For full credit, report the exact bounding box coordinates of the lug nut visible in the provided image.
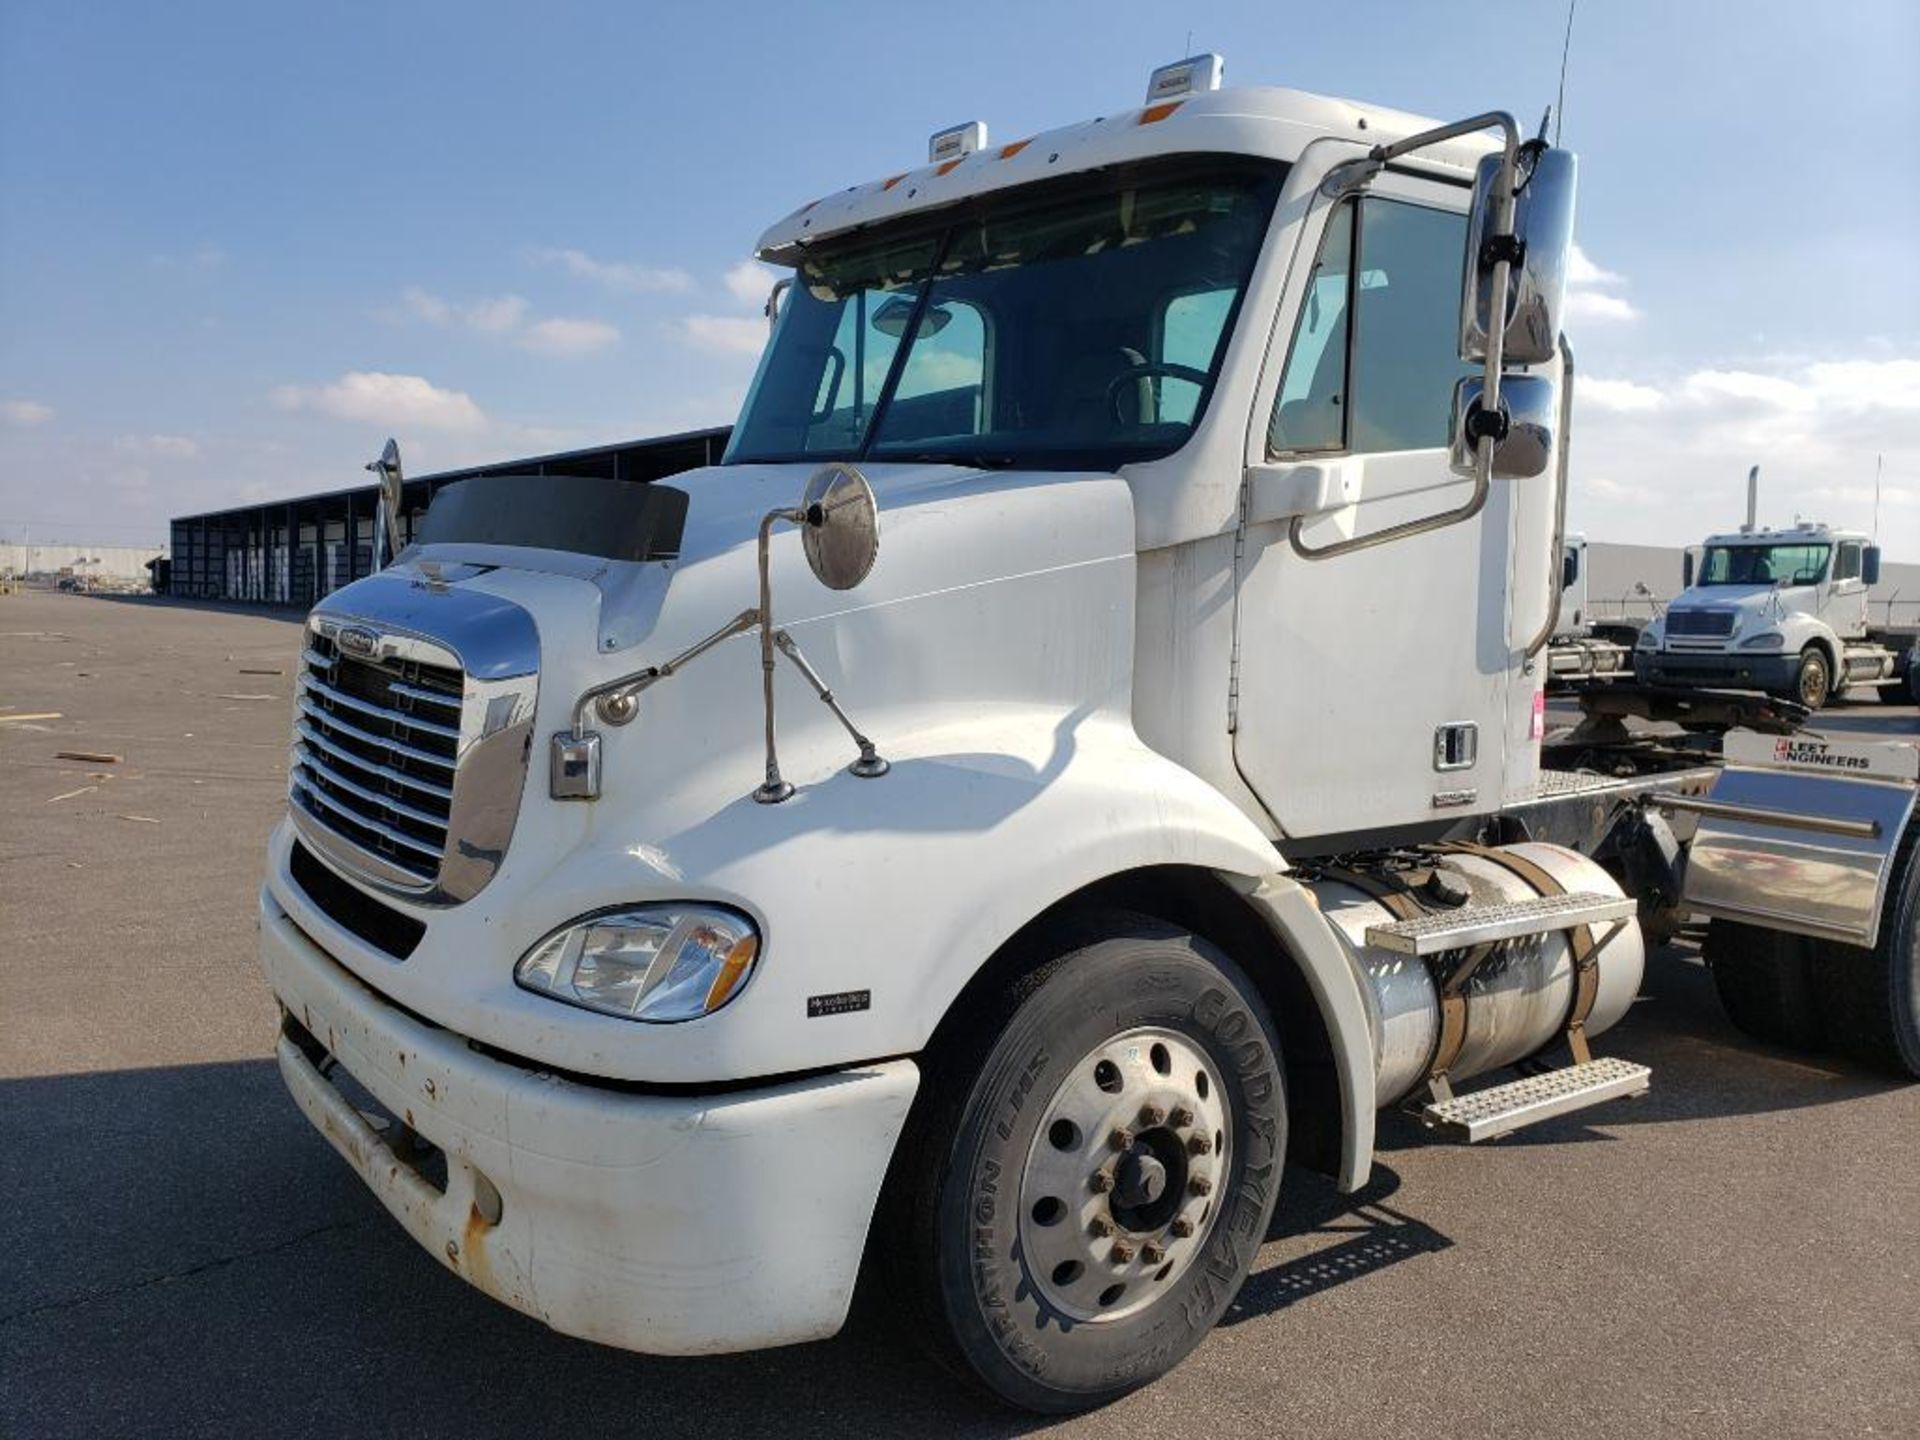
[1187,1133,1213,1156]
[1110,1241,1136,1264]
[1141,1242,1166,1265]
[1108,1126,1134,1152]
[1138,1104,1167,1128]
[1088,1214,1115,1238]
[1169,1106,1196,1129]
[1188,1174,1213,1197]
[1089,1168,1115,1194]
[1169,1216,1196,1238]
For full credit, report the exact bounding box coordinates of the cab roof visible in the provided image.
[754,84,1496,264]
[1703,522,1867,546]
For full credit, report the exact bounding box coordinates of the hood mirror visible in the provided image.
[1449,374,1557,480]
[800,463,881,591]
[1460,145,1577,367]
[365,438,405,568]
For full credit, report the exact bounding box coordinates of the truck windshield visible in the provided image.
[1698,542,1831,586]
[724,158,1286,470]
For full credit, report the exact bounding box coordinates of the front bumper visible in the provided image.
[261,891,919,1355]
[1634,650,1799,691]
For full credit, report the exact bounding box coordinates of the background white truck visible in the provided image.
[259,58,1920,1413]
[1544,533,1639,687]
[1634,471,1913,707]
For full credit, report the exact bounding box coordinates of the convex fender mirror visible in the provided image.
[1448,374,1557,480]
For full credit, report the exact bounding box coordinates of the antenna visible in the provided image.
[1554,0,1578,145]
[1874,452,1883,542]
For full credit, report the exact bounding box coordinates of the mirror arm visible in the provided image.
[1289,113,1521,564]
[1522,335,1575,661]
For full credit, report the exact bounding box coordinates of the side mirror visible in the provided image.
[1864,546,1882,585]
[365,438,404,568]
[1562,549,1579,589]
[1683,551,1695,589]
[1448,374,1556,480]
[1459,146,1577,367]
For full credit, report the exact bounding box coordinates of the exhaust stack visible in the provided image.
[1742,465,1759,533]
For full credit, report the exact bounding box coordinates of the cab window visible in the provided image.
[1834,541,1862,583]
[1268,195,1472,457]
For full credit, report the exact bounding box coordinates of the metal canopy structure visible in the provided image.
[167,427,730,605]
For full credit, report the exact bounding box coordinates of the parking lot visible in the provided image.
[3,588,1916,1439]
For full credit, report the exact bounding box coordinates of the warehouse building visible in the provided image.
[166,427,728,605]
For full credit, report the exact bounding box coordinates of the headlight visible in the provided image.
[1740,632,1785,650]
[1637,630,1659,649]
[515,904,761,1022]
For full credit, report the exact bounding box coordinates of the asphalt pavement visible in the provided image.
[3,589,1916,1439]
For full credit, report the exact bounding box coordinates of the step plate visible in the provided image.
[1422,1057,1652,1142]
[1364,891,1637,956]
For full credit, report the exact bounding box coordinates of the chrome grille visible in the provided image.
[285,581,539,907]
[1666,609,1736,638]
[292,632,464,884]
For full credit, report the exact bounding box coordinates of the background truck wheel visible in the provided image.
[1813,825,1920,1078]
[1792,645,1831,709]
[882,915,1287,1412]
[1704,920,1824,1050]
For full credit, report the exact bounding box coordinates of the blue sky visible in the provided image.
[1,0,1915,555]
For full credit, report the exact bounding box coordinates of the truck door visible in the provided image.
[1829,540,1868,640]
[1230,172,1547,841]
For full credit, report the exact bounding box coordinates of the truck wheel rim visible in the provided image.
[1801,656,1827,706]
[1016,1025,1231,1322]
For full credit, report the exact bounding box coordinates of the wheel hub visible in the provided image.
[1016,1026,1231,1322]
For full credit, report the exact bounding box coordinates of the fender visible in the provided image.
[1222,871,1377,1192]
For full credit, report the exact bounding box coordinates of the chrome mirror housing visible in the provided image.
[1449,374,1557,480]
[1459,146,1577,367]
[366,438,405,568]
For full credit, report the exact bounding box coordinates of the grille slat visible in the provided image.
[294,720,455,801]
[292,775,446,862]
[387,679,463,711]
[295,695,459,772]
[299,672,463,741]
[294,743,456,830]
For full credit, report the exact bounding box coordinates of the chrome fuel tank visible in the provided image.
[1307,844,1646,1107]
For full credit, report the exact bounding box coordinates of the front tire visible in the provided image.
[885,916,1286,1412]
[1793,645,1831,709]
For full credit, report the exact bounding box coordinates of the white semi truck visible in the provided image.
[1634,471,1912,708]
[259,59,1920,1412]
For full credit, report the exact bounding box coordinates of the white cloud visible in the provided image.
[517,316,620,356]
[114,433,201,459]
[723,260,779,307]
[463,294,529,334]
[1566,244,1621,288]
[1562,243,1638,324]
[682,314,768,356]
[1563,290,1639,324]
[1580,377,1666,413]
[536,247,694,295]
[401,286,450,323]
[1569,352,1920,550]
[270,371,486,432]
[2,398,54,427]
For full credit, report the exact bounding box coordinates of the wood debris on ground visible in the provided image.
[46,785,98,803]
[117,813,161,824]
[55,750,121,764]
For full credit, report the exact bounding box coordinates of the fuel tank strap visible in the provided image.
[1431,843,1601,1064]
[1322,865,1482,1084]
